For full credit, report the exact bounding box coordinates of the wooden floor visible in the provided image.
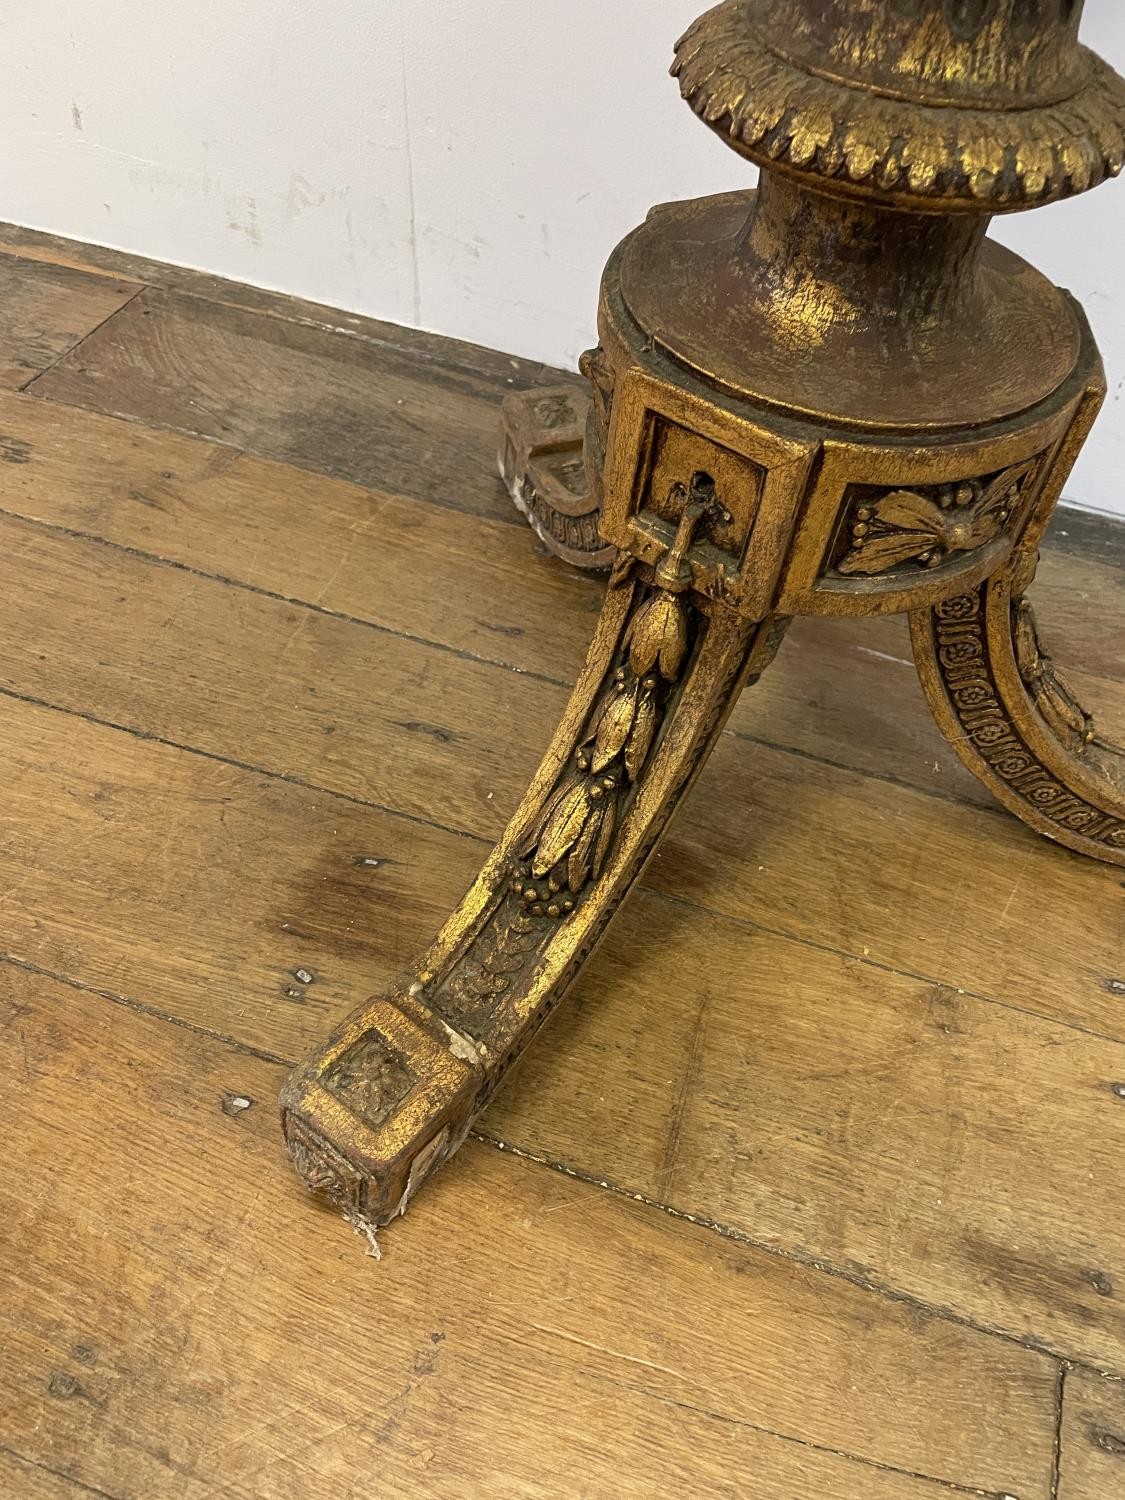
[0,223,1123,1500]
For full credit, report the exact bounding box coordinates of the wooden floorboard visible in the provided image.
[1048,504,1125,574]
[0,226,577,388]
[0,685,1122,1368]
[0,965,1059,1500]
[1,617,1123,1370]
[0,255,137,392]
[0,1450,106,1500]
[25,286,570,527]
[1,503,1120,1048]
[483,901,1125,1372]
[1,220,1123,1496]
[2,216,1119,563]
[1059,1368,1125,1498]
[0,388,1121,810]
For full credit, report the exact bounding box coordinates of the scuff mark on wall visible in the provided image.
[226,194,262,248]
[287,173,327,217]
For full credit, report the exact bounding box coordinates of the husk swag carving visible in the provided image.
[436,582,701,1040]
[515,591,690,906]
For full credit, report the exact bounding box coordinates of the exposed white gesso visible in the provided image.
[4,1,1124,516]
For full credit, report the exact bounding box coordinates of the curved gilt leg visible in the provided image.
[281,561,786,1224]
[911,571,1125,865]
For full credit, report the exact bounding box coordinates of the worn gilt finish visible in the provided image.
[498,385,612,568]
[283,1,1125,1226]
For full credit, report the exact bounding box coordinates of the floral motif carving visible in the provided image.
[324,1035,414,1129]
[284,1116,366,1211]
[836,460,1038,577]
[533,394,579,430]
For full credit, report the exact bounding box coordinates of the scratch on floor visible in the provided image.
[999,851,1035,922]
[530,1323,684,1382]
[854,646,913,668]
[653,986,713,1197]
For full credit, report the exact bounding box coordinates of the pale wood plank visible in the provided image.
[0,965,1055,1499]
[0,389,1120,813]
[0,514,563,841]
[0,695,481,1061]
[485,901,1125,1373]
[26,288,564,526]
[1059,1368,1125,1499]
[0,386,598,680]
[0,227,149,284]
[0,258,136,391]
[2,694,1123,1368]
[0,1450,108,1499]
[666,732,1125,1041]
[0,522,1120,1045]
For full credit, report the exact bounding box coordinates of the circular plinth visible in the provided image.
[619,192,1081,432]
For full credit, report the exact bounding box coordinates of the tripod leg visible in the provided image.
[282,565,787,1224]
[912,567,1125,865]
[498,376,611,570]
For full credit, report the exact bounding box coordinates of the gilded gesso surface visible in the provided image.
[282,0,1125,1225]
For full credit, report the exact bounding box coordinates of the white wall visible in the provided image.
[4,1,1124,517]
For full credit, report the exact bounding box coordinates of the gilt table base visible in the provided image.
[281,214,1125,1227]
[280,2,1125,1229]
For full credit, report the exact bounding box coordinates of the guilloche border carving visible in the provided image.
[927,588,1125,851]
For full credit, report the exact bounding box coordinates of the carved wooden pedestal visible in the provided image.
[282,1,1125,1228]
